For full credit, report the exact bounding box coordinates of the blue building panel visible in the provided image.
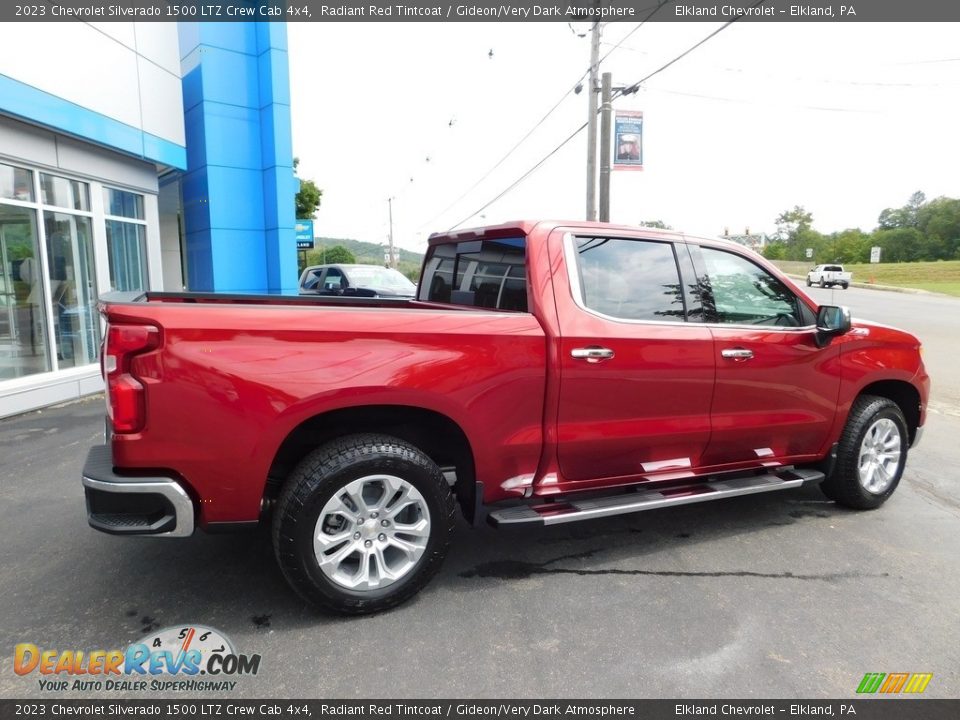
[0,73,186,170]
[183,104,208,168]
[192,47,261,109]
[209,230,270,291]
[181,168,211,232]
[259,104,293,170]
[206,166,265,230]
[255,22,288,52]
[178,21,298,295]
[202,104,263,170]
[185,230,214,291]
[257,49,291,107]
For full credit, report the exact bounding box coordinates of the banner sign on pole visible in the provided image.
[295,220,315,250]
[613,110,643,171]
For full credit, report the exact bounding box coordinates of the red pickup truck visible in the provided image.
[82,220,929,614]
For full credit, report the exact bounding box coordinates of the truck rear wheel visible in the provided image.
[819,395,908,510]
[272,433,455,614]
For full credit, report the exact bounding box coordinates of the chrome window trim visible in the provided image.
[562,233,817,332]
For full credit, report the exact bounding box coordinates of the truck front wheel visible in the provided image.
[819,395,908,509]
[272,433,455,614]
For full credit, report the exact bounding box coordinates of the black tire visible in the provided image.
[841,282,849,289]
[806,278,813,287]
[819,395,909,509]
[272,433,455,614]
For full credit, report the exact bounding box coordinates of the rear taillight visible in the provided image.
[104,324,160,434]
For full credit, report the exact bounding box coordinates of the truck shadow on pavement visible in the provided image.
[70,481,891,637]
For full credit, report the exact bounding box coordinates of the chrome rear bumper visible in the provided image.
[82,445,194,538]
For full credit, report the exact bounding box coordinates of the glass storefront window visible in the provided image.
[44,212,100,368]
[0,204,51,379]
[104,188,144,220]
[105,220,147,293]
[40,174,91,212]
[1,163,35,202]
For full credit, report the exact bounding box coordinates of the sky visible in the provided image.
[288,21,960,252]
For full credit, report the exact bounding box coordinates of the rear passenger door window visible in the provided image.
[572,237,687,321]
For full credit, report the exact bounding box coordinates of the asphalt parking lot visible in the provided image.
[1,285,958,699]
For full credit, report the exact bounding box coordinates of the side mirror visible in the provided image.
[815,305,851,347]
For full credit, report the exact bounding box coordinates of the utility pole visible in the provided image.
[585,15,601,221]
[599,71,612,222]
[387,197,395,268]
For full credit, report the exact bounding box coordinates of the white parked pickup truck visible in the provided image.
[807,264,851,289]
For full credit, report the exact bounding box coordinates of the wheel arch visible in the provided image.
[857,380,921,444]
[265,405,479,522]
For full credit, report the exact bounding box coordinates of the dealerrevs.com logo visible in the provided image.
[14,625,261,692]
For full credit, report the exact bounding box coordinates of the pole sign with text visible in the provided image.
[295,220,315,250]
[870,246,882,263]
[613,110,643,171]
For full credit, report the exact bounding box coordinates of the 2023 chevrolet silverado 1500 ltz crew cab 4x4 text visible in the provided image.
[82,221,929,614]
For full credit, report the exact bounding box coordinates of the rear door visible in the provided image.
[692,244,841,467]
[552,232,715,485]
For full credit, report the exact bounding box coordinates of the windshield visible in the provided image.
[349,267,416,292]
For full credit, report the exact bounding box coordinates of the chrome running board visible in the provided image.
[487,468,824,527]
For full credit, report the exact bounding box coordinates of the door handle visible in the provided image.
[571,346,615,363]
[721,348,754,360]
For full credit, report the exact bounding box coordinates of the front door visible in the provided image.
[693,244,841,467]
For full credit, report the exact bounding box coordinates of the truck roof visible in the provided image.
[427,219,750,253]
[428,220,685,246]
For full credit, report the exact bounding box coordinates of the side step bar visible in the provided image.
[488,468,824,528]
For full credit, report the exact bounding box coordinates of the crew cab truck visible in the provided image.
[807,264,852,289]
[82,221,929,614]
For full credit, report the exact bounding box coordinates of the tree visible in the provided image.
[877,190,925,230]
[764,206,824,262]
[872,227,924,263]
[305,245,355,266]
[828,228,871,264]
[293,157,322,219]
[916,196,960,260]
[639,219,672,230]
[774,206,813,241]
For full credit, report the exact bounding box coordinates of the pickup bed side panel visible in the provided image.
[107,303,547,524]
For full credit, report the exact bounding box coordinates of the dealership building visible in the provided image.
[0,21,298,418]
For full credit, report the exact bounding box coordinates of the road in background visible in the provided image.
[1,287,958,699]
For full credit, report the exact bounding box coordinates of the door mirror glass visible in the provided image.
[815,305,851,346]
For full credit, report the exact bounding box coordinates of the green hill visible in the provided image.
[313,237,423,266]
[303,237,424,281]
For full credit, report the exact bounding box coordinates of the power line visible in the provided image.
[417,4,669,233]
[415,73,588,232]
[616,1,766,99]
[650,87,882,114]
[449,5,753,232]
[447,122,588,231]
